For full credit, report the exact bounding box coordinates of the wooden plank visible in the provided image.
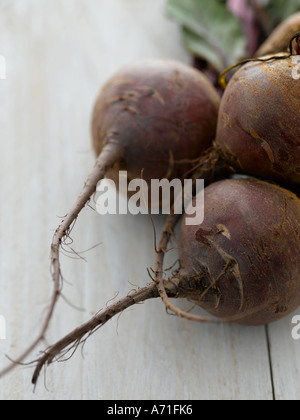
[0,0,273,400]
[267,312,300,400]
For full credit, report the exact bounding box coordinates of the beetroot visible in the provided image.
[154,46,300,326]
[0,59,220,379]
[92,59,220,191]
[30,178,300,384]
[48,59,220,336]
[178,178,300,325]
[216,56,300,184]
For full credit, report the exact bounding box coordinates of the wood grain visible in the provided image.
[0,0,298,400]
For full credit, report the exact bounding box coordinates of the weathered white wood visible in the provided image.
[267,311,300,400]
[0,0,276,400]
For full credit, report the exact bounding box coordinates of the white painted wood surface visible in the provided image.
[0,0,299,401]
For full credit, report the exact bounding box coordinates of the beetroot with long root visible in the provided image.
[0,59,220,378]
[31,178,300,384]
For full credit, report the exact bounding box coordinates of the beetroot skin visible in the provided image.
[92,59,220,186]
[216,57,300,184]
[178,178,300,326]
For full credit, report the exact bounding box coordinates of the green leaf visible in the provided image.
[182,27,224,71]
[264,0,300,24]
[166,0,247,72]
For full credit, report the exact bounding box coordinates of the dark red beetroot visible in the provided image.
[92,59,220,189]
[154,51,300,319]
[183,51,300,188]
[0,59,220,379]
[31,178,300,384]
[177,178,300,325]
[216,56,300,184]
